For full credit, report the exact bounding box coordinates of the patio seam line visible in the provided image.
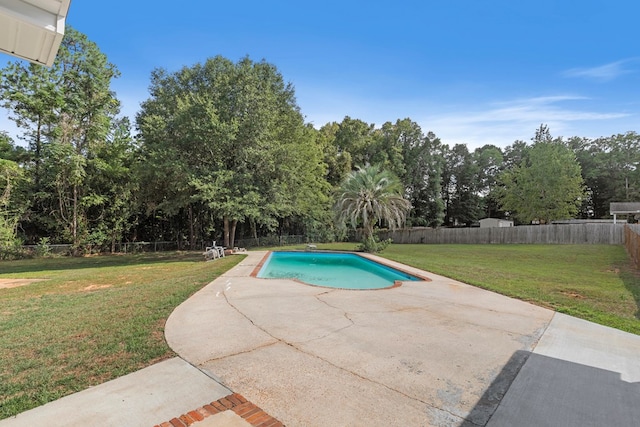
[481,311,558,426]
[310,273,549,338]
[198,340,280,366]
[392,296,550,338]
[315,287,544,339]
[221,287,468,424]
[286,292,357,344]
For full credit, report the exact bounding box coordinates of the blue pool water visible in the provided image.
[257,251,421,289]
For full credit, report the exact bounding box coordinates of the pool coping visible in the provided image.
[249,250,431,291]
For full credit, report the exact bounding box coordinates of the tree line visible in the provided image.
[1,28,639,256]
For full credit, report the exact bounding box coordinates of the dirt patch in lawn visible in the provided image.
[82,284,112,291]
[560,290,586,299]
[0,279,46,289]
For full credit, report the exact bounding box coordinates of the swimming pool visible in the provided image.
[256,251,422,289]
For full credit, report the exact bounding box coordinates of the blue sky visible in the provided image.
[2,0,639,149]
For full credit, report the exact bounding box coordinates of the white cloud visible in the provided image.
[563,59,636,82]
[296,84,636,150]
[459,96,626,123]
[423,95,631,149]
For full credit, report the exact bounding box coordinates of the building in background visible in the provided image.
[479,218,514,228]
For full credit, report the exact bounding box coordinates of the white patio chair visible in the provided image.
[204,241,225,259]
[203,242,221,261]
[214,241,225,258]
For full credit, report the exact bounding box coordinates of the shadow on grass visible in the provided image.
[0,251,208,275]
[619,265,640,319]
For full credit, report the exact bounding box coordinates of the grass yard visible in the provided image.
[275,243,640,335]
[2,244,639,420]
[0,252,243,419]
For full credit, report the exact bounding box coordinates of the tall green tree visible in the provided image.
[473,144,504,218]
[0,27,123,249]
[0,158,24,252]
[317,122,352,187]
[569,132,640,218]
[137,56,329,248]
[368,120,407,179]
[594,133,640,207]
[333,116,376,168]
[0,132,27,162]
[53,28,121,248]
[85,117,139,251]
[0,58,62,184]
[497,126,585,224]
[503,140,530,170]
[567,135,602,218]
[392,121,444,227]
[441,143,482,226]
[334,164,410,250]
[134,66,205,247]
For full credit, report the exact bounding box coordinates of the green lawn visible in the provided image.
[0,252,243,419]
[1,244,639,420]
[268,243,640,335]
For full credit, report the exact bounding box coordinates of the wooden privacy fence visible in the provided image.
[377,223,626,245]
[624,224,640,269]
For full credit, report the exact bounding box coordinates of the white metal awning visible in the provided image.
[0,0,71,66]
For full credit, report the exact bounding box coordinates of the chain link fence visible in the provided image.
[16,236,319,257]
[233,235,309,249]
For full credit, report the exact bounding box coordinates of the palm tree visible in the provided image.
[334,164,410,249]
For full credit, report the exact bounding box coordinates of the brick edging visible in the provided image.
[154,393,284,427]
[250,251,271,278]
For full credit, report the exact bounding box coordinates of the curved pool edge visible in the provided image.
[251,250,432,290]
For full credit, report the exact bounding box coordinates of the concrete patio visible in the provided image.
[166,251,640,426]
[2,250,639,426]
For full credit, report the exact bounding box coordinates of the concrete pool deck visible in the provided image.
[1,250,639,426]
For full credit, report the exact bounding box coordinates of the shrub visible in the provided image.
[35,237,52,258]
[357,235,392,253]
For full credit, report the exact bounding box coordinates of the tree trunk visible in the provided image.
[34,116,42,187]
[224,216,230,247]
[223,217,238,248]
[230,220,237,248]
[73,183,78,246]
[188,204,195,249]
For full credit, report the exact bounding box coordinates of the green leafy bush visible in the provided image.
[357,235,392,253]
[35,237,52,258]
